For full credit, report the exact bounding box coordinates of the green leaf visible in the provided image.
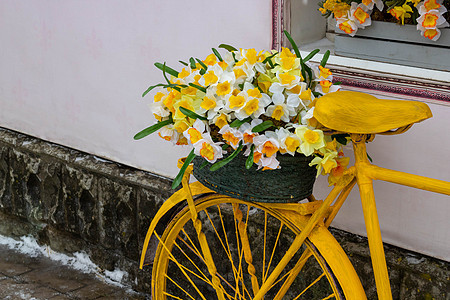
[161,62,171,85]
[212,48,223,62]
[172,149,196,189]
[302,62,313,88]
[179,60,189,66]
[245,145,255,169]
[312,91,323,97]
[230,117,252,128]
[200,160,209,169]
[333,81,342,85]
[262,52,277,64]
[195,58,208,71]
[252,121,273,133]
[283,30,302,60]
[332,134,349,146]
[189,83,207,93]
[210,143,243,171]
[142,83,166,97]
[179,106,208,121]
[304,49,320,62]
[320,50,330,67]
[218,43,238,52]
[222,144,230,150]
[154,62,179,78]
[189,57,197,69]
[134,119,173,140]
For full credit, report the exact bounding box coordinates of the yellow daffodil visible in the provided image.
[295,126,326,156]
[389,4,413,25]
[309,151,338,177]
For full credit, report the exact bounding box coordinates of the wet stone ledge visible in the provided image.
[0,127,448,299]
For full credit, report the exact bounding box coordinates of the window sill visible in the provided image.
[298,38,450,106]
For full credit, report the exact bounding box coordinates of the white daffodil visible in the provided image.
[360,0,384,11]
[295,126,326,156]
[149,100,170,121]
[219,125,243,149]
[259,155,281,170]
[193,136,224,163]
[239,119,262,146]
[253,133,280,158]
[336,15,359,36]
[315,80,341,95]
[265,92,300,122]
[198,64,223,87]
[274,128,301,156]
[301,107,315,125]
[313,65,334,82]
[183,119,207,145]
[158,125,179,144]
[269,71,302,94]
[233,86,271,120]
[349,3,372,29]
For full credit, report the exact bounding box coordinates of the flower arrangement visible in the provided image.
[319,0,450,41]
[135,31,350,189]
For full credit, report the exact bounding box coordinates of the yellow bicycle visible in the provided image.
[140,91,450,300]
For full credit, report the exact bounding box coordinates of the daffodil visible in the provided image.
[193,136,224,163]
[336,16,359,36]
[273,48,301,73]
[274,128,301,156]
[360,0,384,10]
[350,3,372,28]
[389,4,413,25]
[295,126,326,156]
[219,125,243,149]
[183,119,207,145]
[309,151,338,177]
[327,154,350,186]
[265,92,300,122]
[239,119,262,145]
[416,0,449,41]
[158,125,179,143]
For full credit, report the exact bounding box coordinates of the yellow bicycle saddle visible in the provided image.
[313,91,432,134]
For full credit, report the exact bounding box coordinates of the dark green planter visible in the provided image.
[192,153,316,203]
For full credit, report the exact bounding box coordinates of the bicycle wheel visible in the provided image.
[152,194,358,299]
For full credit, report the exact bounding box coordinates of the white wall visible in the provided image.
[0,0,272,178]
[314,101,450,261]
[1,1,449,261]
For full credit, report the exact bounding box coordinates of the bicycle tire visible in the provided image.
[152,194,363,299]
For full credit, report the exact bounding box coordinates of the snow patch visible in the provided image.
[0,234,128,287]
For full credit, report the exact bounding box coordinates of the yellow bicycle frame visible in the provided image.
[349,133,450,300]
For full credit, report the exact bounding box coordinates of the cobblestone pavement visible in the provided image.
[0,244,149,300]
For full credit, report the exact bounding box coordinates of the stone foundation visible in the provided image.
[0,127,448,299]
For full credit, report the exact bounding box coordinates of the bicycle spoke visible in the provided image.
[153,195,355,299]
[163,291,184,300]
[180,227,203,260]
[274,248,313,299]
[293,272,326,300]
[155,233,208,300]
[165,274,197,300]
[263,221,284,281]
[173,237,212,285]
